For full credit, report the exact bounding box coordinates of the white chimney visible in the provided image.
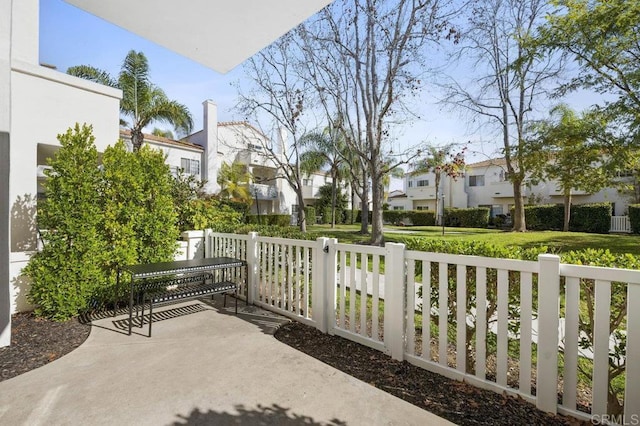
[202,100,219,194]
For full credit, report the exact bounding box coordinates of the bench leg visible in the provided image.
[235,289,238,314]
[148,300,153,338]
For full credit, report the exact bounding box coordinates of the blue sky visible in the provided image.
[39,0,602,165]
[38,0,479,154]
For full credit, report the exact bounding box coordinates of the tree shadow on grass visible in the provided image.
[171,403,346,426]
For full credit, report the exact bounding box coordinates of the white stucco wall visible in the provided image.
[9,62,121,315]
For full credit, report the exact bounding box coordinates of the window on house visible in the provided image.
[393,206,405,211]
[469,175,485,187]
[303,178,313,186]
[416,206,428,210]
[181,158,200,176]
[417,179,429,187]
[408,180,414,188]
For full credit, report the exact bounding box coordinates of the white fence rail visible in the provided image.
[199,231,640,422]
[611,216,632,233]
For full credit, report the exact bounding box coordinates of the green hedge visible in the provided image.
[630,204,640,234]
[355,209,373,223]
[382,210,436,226]
[521,203,611,233]
[304,206,316,225]
[383,210,405,224]
[321,207,333,224]
[344,209,354,224]
[246,214,291,226]
[570,203,611,234]
[444,207,490,228]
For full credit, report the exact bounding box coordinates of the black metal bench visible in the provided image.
[120,257,247,337]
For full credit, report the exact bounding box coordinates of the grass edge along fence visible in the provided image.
[205,230,640,421]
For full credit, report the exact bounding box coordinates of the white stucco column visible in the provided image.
[0,0,13,347]
[202,100,219,194]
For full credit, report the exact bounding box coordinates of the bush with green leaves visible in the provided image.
[25,125,108,320]
[522,203,611,233]
[521,204,564,230]
[304,206,316,225]
[444,207,490,228]
[405,210,436,226]
[246,214,291,226]
[629,204,640,234]
[25,125,181,320]
[570,202,611,234]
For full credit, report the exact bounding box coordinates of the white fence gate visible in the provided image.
[203,230,640,423]
[611,216,632,233]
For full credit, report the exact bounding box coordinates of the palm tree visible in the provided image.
[68,50,193,151]
[217,161,252,204]
[411,145,466,225]
[300,125,348,227]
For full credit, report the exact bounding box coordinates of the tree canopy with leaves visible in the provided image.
[525,104,612,231]
[68,50,193,151]
[441,0,564,232]
[217,161,253,204]
[540,0,640,133]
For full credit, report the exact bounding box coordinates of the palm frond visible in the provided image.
[66,65,117,87]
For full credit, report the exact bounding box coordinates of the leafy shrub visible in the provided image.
[570,202,611,234]
[444,207,490,228]
[246,214,291,226]
[304,206,316,225]
[629,204,640,234]
[26,125,181,320]
[404,210,436,226]
[344,209,354,224]
[230,224,316,240]
[26,125,107,320]
[383,210,404,224]
[521,204,564,230]
[321,207,333,224]
[521,203,612,233]
[355,209,373,223]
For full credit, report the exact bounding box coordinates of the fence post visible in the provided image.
[536,254,561,414]
[312,237,329,333]
[246,232,259,305]
[385,242,406,361]
[204,229,212,258]
[181,230,205,259]
[325,238,338,336]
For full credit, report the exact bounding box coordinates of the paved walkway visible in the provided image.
[0,298,451,425]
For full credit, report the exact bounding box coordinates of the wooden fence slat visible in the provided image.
[497,269,509,387]
[592,280,611,416]
[562,276,580,409]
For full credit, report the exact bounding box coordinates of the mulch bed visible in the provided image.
[274,321,588,426]
[0,312,90,382]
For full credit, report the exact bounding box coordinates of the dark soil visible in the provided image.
[0,312,90,382]
[275,321,588,426]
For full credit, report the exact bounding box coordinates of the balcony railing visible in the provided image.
[250,183,278,200]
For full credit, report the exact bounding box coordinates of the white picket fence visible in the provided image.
[199,230,640,422]
[611,216,632,233]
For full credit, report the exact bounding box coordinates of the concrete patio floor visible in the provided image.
[0,298,452,425]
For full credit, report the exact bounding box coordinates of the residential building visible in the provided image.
[390,156,634,218]
[120,130,205,179]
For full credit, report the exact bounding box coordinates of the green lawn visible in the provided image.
[308,224,640,256]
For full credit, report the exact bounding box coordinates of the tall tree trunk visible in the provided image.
[360,181,370,235]
[512,178,526,232]
[296,188,307,232]
[331,168,337,228]
[563,190,572,232]
[131,128,144,152]
[370,176,384,245]
[435,172,442,226]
